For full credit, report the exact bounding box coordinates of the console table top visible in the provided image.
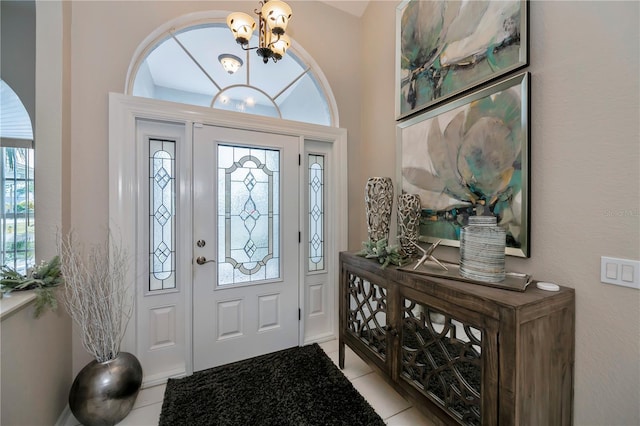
[340,251,575,312]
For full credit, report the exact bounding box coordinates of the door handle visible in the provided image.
[196,256,215,265]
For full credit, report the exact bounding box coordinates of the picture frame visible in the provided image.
[396,72,530,257]
[395,0,528,120]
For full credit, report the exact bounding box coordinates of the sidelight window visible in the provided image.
[308,154,324,272]
[149,138,176,291]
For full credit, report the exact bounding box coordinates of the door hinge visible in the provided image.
[299,231,301,243]
[299,308,301,321]
[299,154,301,166]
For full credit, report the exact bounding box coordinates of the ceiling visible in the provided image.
[318,0,370,17]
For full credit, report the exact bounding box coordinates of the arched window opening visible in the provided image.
[0,80,35,273]
[129,20,335,127]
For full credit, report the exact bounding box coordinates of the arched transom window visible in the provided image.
[128,19,335,127]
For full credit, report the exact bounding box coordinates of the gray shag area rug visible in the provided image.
[159,343,385,426]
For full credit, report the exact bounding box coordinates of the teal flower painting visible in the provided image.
[399,73,529,257]
[396,0,527,118]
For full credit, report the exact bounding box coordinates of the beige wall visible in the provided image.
[361,1,640,424]
[1,304,71,425]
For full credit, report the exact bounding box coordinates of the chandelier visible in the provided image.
[226,0,292,64]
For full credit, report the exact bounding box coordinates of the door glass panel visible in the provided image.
[217,144,280,285]
[149,138,176,291]
[308,154,324,272]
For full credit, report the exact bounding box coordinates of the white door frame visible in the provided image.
[108,93,347,386]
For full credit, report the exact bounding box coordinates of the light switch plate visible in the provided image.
[601,257,640,289]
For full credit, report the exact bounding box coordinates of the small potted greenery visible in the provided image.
[357,238,410,269]
[0,256,63,317]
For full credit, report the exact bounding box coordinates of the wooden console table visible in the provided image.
[339,251,575,425]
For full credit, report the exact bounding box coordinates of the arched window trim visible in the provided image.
[124,10,339,127]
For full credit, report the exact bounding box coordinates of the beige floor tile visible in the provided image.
[385,407,437,426]
[327,345,373,380]
[350,372,411,420]
[318,338,339,354]
[132,383,166,409]
[116,402,162,426]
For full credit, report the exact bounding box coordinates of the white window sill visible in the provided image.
[0,291,36,320]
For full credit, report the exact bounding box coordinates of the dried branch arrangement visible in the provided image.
[59,233,133,363]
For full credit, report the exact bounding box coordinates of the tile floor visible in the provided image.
[68,339,434,425]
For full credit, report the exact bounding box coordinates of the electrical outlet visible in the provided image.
[601,257,640,289]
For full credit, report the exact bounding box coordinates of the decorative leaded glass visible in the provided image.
[149,138,176,291]
[218,145,280,285]
[308,154,324,272]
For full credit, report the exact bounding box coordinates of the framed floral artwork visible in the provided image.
[397,72,530,257]
[396,0,528,119]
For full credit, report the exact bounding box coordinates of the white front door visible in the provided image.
[192,124,300,371]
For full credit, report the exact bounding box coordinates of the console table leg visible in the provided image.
[338,339,345,369]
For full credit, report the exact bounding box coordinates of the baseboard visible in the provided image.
[303,331,336,345]
[142,367,186,388]
[55,405,75,426]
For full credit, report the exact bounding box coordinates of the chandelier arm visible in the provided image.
[267,33,281,48]
[240,44,260,52]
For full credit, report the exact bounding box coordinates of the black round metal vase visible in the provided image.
[69,352,143,426]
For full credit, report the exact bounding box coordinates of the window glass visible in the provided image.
[132,24,331,126]
[213,86,279,118]
[1,148,35,273]
[1,81,33,140]
[1,80,34,274]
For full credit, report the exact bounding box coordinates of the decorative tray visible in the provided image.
[398,260,533,292]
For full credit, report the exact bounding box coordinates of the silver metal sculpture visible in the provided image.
[411,239,448,271]
[68,352,143,426]
[397,193,421,256]
[364,177,394,243]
